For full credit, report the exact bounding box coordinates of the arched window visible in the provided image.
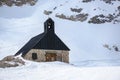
[48,26,51,29]
[32,53,37,60]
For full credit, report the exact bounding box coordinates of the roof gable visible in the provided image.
[33,32,70,51]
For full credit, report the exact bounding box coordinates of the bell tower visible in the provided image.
[44,18,54,33]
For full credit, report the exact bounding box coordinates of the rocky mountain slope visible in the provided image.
[0,0,120,64]
[43,0,120,24]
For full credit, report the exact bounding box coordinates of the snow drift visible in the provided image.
[0,61,120,80]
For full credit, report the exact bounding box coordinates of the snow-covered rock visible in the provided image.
[0,55,25,68]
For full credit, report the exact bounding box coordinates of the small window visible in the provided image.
[32,53,37,60]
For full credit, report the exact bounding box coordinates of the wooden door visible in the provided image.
[45,53,56,61]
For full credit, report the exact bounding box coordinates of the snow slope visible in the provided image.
[0,0,120,65]
[0,1,120,80]
[0,61,120,80]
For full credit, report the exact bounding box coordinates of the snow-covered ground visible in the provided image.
[0,61,120,80]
